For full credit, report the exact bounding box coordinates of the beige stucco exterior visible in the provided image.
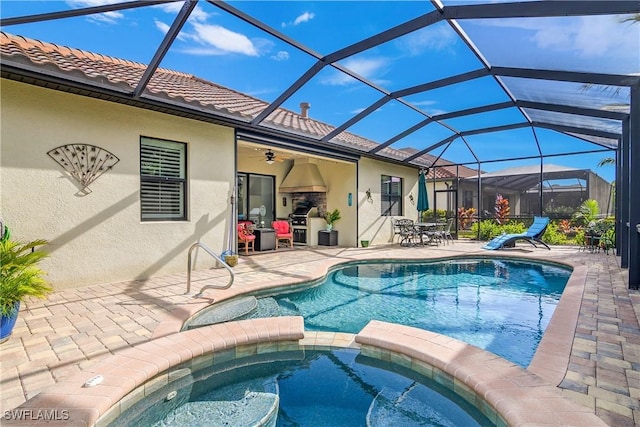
[1,80,235,289]
[358,157,421,245]
[1,79,434,290]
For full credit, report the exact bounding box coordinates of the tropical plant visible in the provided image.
[457,207,476,230]
[494,194,510,224]
[558,219,572,234]
[0,239,51,317]
[598,157,615,167]
[541,222,568,246]
[572,199,600,226]
[324,209,342,226]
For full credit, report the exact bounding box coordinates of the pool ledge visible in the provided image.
[356,319,607,427]
[3,316,305,427]
[528,264,587,386]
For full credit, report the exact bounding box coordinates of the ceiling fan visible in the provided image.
[264,149,277,164]
[245,147,289,163]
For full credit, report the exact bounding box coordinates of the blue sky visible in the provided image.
[3,1,638,183]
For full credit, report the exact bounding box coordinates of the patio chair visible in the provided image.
[391,218,404,243]
[396,219,417,246]
[482,216,551,250]
[441,218,454,244]
[238,223,255,255]
[272,220,293,249]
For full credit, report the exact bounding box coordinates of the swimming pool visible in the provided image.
[109,348,494,427]
[272,258,570,367]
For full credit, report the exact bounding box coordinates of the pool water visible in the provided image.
[112,349,494,426]
[274,259,570,367]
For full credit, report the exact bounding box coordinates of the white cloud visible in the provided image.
[323,57,389,86]
[154,19,191,42]
[271,51,290,61]
[477,15,638,60]
[155,2,210,23]
[154,20,170,34]
[400,25,458,56]
[283,11,315,27]
[66,0,123,24]
[190,23,259,56]
[294,12,315,26]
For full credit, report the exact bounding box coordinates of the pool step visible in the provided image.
[155,385,279,427]
[185,296,258,329]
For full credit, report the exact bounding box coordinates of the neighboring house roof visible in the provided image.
[478,164,588,178]
[1,32,466,178]
[398,148,479,179]
[464,163,612,192]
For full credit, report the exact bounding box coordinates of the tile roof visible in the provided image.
[1,32,475,179]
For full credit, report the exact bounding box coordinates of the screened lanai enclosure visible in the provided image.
[1,1,639,288]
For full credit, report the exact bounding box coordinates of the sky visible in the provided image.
[2,0,638,183]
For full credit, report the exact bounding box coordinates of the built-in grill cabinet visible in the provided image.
[290,206,318,245]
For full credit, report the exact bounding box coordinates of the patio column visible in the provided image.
[619,120,629,267]
[629,85,640,290]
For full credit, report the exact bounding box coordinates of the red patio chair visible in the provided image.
[272,220,293,249]
[238,223,255,255]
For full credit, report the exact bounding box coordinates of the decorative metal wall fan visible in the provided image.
[48,144,119,191]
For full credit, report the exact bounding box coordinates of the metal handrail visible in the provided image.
[186,242,234,297]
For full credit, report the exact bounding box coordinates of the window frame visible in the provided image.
[381,174,403,216]
[140,136,187,222]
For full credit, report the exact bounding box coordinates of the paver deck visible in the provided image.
[0,241,638,426]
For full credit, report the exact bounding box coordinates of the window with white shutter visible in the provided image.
[140,137,187,221]
[381,175,402,216]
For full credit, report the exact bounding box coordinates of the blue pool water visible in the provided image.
[274,259,570,367]
[111,349,494,426]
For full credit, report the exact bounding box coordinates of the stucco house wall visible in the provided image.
[357,157,422,245]
[317,160,357,247]
[1,80,235,289]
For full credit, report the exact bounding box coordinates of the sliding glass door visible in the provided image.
[237,173,275,227]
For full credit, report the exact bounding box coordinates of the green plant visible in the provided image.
[0,239,51,317]
[471,220,526,241]
[421,209,447,222]
[324,209,342,226]
[572,199,600,226]
[541,222,567,245]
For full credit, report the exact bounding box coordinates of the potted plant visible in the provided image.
[224,254,239,267]
[324,209,341,231]
[1,239,51,343]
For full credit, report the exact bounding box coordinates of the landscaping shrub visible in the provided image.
[471,220,525,241]
[541,222,567,245]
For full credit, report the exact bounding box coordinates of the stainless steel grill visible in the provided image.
[290,206,317,245]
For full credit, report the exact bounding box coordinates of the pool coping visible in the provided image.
[154,253,582,385]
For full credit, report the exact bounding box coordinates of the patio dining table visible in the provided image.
[414,222,442,246]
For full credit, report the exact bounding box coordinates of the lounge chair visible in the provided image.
[482,216,551,250]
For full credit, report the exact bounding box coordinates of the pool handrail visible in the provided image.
[186,242,234,297]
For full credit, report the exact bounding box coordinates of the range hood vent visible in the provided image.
[279,159,327,193]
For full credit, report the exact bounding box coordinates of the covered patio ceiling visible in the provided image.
[1,0,638,171]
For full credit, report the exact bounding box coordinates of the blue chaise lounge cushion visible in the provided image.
[482,216,550,250]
